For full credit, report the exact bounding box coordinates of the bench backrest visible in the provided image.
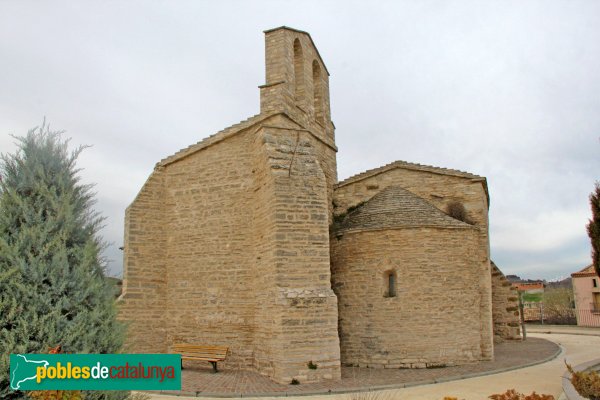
[172,344,228,359]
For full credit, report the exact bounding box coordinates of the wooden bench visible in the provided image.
[172,344,229,373]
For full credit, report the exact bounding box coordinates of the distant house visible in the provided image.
[512,282,545,294]
[571,265,600,327]
[512,281,545,307]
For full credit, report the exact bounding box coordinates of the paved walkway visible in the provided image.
[526,323,600,336]
[144,336,561,398]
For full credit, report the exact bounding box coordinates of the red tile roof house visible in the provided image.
[511,282,545,321]
[571,265,600,327]
[512,282,545,294]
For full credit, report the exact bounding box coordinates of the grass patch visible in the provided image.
[522,293,543,302]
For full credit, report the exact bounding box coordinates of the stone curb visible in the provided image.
[561,357,600,400]
[528,329,600,337]
[143,341,563,398]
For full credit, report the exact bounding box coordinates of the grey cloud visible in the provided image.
[1,0,599,280]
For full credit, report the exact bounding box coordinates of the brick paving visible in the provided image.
[154,338,559,397]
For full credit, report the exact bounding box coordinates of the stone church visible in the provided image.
[119,26,520,384]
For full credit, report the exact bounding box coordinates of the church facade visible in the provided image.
[119,27,520,384]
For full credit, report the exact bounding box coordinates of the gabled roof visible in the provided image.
[335,185,474,234]
[572,264,597,278]
[157,112,269,167]
[512,282,545,291]
[155,111,337,168]
[263,26,330,76]
[336,160,489,205]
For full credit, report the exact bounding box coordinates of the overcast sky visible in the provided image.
[1,1,599,281]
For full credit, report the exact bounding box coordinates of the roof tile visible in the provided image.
[334,185,473,233]
[572,264,597,278]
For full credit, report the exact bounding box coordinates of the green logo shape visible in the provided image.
[10,354,181,391]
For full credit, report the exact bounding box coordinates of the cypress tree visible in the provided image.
[588,182,600,278]
[0,124,126,400]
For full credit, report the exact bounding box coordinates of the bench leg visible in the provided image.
[210,361,218,373]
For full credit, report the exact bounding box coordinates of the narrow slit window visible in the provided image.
[386,271,397,297]
[293,39,304,101]
[312,60,324,124]
[594,279,598,288]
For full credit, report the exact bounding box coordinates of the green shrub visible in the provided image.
[0,125,126,400]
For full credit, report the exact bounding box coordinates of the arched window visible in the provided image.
[384,270,397,297]
[312,60,324,124]
[293,39,304,101]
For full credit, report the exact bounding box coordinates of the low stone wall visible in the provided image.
[332,227,489,368]
[491,262,521,341]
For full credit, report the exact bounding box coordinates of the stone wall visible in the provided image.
[118,171,168,353]
[250,123,341,383]
[119,26,503,385]
[120,116,342,383]
[491,262,521,341]
[120,27,341,384]
[333,165,494,359]
[331,227,488,367]
[334,165,488,227]
[260,28,337,222]
[162,126,258,369]
[260,28,334,145]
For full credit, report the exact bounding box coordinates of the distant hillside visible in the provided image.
[546,277,572,289]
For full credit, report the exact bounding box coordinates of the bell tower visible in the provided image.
[259,26,335,145]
